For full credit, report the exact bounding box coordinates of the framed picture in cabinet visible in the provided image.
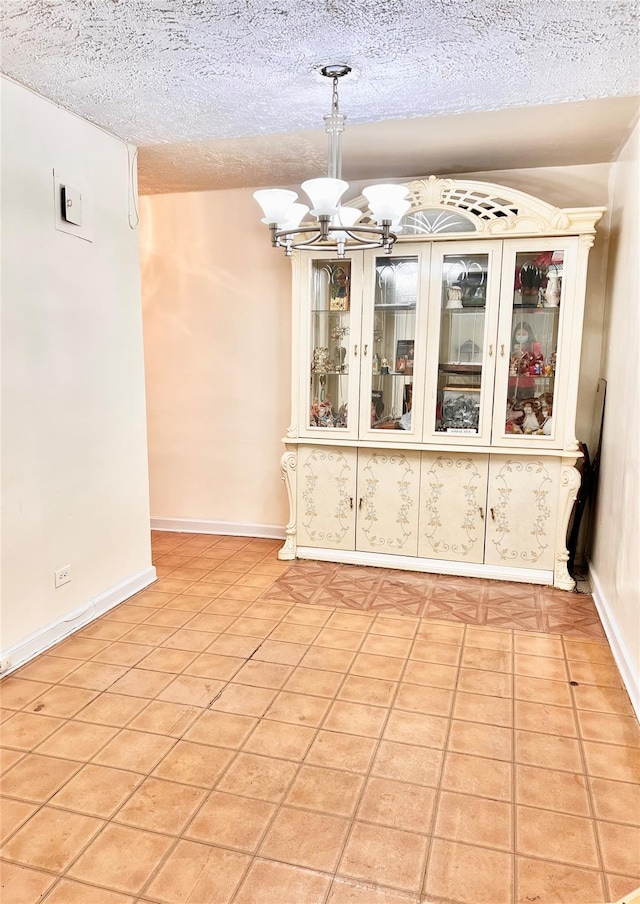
[440,389,480,433]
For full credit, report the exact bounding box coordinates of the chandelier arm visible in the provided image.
[273,224,396,242]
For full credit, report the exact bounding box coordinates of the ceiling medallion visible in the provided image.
[253,65,410,258]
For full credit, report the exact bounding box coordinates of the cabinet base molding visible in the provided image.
[296,546,553,586]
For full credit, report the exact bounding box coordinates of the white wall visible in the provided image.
[590,121,640,714]
[140,164,610,534]
[139,189,292,533]
[0,78,154,663]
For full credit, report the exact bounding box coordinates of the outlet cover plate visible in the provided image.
[54,566,71,588]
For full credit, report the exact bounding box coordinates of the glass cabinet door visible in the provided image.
[304,257,359,436]
[359,247,429,440]
[496,245,568,443]
[424,243,502,443]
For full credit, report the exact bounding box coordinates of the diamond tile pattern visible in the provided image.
[0,531,637,904]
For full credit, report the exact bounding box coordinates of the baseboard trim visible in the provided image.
[296,546,553,585]
[588,562,639,721]
[150,517,286,541]
[0,566,157,678]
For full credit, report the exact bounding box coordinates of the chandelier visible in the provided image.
[253,65,410,258]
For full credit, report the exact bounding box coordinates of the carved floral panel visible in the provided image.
[356,451,420,556]
[297,447,356,550]
[485,457,560,571]
[419,453,488,564]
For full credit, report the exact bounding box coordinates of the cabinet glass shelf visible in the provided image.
[434,252,490,434]
[505,249,563,436]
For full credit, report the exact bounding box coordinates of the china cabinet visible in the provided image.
[279,177,605,589]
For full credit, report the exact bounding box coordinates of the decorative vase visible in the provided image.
[544,274,561,307]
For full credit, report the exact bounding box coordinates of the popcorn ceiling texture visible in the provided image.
[1,0,638,146]
[1,1,638,194]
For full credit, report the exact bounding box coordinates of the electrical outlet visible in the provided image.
[54,565,71,588]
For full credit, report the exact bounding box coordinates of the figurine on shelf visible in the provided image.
[335,403,348,429]
[536,393,554,435]
[529,342,544,376]
[521,398,541,434]
[317,397,334,426]
[505,399,524,434]
[310,395,338,427]
[312,347,330,374]
[334,346,347,373]
[380,358,390,375]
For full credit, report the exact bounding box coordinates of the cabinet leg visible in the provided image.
[278,449,297,561]
[554,459,581,591]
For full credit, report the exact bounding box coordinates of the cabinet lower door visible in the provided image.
[355,450,420,556]
[485,456,560,571]
[296,446,357,550]
[418,453,488,563]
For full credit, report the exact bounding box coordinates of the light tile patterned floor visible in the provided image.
[0,532,638,904]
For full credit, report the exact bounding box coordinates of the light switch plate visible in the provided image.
[53,169,93,242]
[61,184,82,226]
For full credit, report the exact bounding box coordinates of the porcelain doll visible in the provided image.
[536,395,554,435]
[521,400,541,434]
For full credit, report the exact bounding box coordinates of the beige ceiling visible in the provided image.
[1,0,638,194]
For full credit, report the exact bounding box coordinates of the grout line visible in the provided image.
[563,632,610,901]
[510,629,518,904]
[418,620,467,903]
[323,611,424,903]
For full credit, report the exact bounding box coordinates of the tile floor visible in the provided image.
[0,532,638,904]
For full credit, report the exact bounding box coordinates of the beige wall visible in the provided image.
[140,189,292,530]
[140,164,611,532]
[590,121,640,702]
[1,78,153,658]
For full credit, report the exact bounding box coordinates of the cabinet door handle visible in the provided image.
[490,507,496,521]
[489,345,493,357]
[479,506,484,520]
[349,496,354,509]
[500,344,505,356]
[363,344,368,356]
[354,344,358,356]
[358,497,363,510]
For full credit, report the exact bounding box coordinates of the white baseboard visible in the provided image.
[588,562,639,721]
[150,517,285,541]
[0,565,157,678]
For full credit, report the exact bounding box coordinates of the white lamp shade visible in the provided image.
[391,199,412,229]
[331,206,362,241]
[362,183,410,222]
[279,203,310,231]
[253,189,298,225]
[333,206,362,228]
[301,178,349,216]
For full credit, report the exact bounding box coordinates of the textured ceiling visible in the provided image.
[1,0,639,193]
